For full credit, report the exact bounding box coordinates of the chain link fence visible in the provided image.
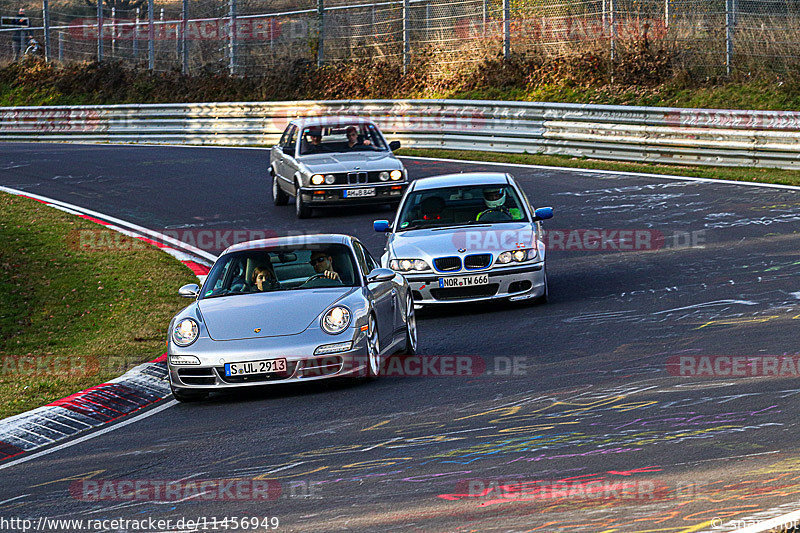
[0,0,797,76]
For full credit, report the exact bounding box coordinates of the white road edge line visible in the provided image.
[8,141,800,191]
[400,155,800,191]
[0,401,178,472]
[730,507,800,533]
[0,185,217,262]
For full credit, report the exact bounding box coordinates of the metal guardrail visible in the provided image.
[2,99,800,169]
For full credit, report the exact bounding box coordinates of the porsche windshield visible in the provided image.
[396,185,528,231]
[299,123,388,155]
[201,244,359,298]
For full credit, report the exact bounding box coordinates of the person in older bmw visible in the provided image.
[309,251,340,280]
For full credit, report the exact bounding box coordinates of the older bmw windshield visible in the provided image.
[396,185,528,231]
[200,244,359,299]
[299,123,388,155]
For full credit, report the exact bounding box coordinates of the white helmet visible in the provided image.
[483,188,506,209]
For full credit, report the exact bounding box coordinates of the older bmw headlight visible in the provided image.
[390,170,403,181]
[324,174,335,184]
[390,259,430,272]
[321,306,351,335]
[378,171,390,182]
[311,174,324,185]
[172,318,199,346]
[496,249,537,265]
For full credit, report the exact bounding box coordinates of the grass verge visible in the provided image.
[0,192,198,419]
[397,149,800,188]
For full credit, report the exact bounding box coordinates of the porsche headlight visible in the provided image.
[378,171,390,182]
[311,174,324,185]
[496,248,536,265]
[172,318,199,346]
[324,174,335,184]
[389,259,430,272]
[321,306,351,335]
[390,170,403,181]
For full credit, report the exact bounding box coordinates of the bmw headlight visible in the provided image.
[311,174,324,185]
[324,174,335,184]
[172,318,199,346]
[390,170,403,181]
[321,306,351,335]
[389,259,430,272]
[378,171,390,182]
[496,249,537,265]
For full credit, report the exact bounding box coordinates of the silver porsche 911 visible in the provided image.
[270,116,408,218]
[167,235,416,402]
[374,172,554,306]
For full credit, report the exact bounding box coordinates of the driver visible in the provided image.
[345,126,372,150]
[303,127,326,154]
[309,251,340,280]
[475,187,522,222]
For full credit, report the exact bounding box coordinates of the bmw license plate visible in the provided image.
[225,358,287,376]
[344,188,376,198]
[438,274,489,288]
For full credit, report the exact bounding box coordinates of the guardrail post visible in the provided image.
[725,0,734,76]
[97,0,104,62]
[111,7,115,59]
[502,0,509,58]
[181,0,188,73]
[42,0,50,61]
[147,0,154,70]
[402,0,409,73]
[133,8,139,60]
[317,0,324,66]
[229,0,237,75]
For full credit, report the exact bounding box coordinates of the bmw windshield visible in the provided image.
[396,185,528,231]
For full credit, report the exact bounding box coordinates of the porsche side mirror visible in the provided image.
[367,268,395,282]
[374,220,391,232]
[178,283,200,298]
[533,207,554,221]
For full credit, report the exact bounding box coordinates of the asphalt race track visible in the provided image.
[1,143,800,532]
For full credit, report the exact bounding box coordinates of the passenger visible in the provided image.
[345,126,372,150]
[309,251,340,280]
[420,195,445,221]
[251,264,279,291]
[475,187,522,222]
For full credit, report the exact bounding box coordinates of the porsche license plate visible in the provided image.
[344,188,375,198]
[438,274,489,288]
[225,358,287,376]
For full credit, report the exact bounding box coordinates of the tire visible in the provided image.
[272,173,289,206]
[365,314,381,379]
[171,383,207,403]
[536,266,549,304]
[295,183,311,219]
[402,293,417,356]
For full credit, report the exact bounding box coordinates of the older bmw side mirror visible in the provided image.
[389,140,401,151]
[533,207,554,221]
[374,220,391,232]
[178,283,200,298]
[367,268,395,282]
[282,145,294,156]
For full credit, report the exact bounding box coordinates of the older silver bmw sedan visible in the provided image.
[374,172,553,306]
[167,235,416,402]
[270,117,408,218]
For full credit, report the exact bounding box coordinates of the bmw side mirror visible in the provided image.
[389,140,401,151]
[374,220,391,232]
[367,268,395,283]
[533,207,554,221]
[283,145,294,156]
[178,283,200,298]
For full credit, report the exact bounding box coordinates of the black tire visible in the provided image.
[402,293,417,356]
[536,266,549,304]
[272,173,289,206]
[295,184,311,219]
[171,384,207,403]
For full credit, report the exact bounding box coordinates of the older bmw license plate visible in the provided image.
[225,358,287,376]
[438,274,489,288]
[344,188,375,198]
